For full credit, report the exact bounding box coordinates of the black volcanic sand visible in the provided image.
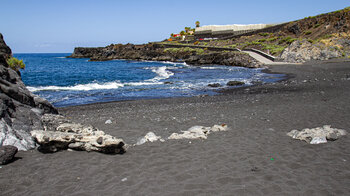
[1,60,350,196]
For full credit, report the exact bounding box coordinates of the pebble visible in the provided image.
[105,119,112,124]
[121,178,127,182]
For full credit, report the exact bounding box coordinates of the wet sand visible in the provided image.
[1,60,350,195]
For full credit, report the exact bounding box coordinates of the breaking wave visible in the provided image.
[27,81,125,92]
[145,66,174,82]
[27,66,174,92]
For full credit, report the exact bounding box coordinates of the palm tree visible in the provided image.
[195,21,200,28]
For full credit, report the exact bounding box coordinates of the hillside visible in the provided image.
[166,7,350,62]
[70,7,350,64]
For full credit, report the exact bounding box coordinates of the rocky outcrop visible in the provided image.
[287,125,347,144]
[0,145,18,165]
[227,81,245,86]
[31,114,126,154]
[0,33,58,151]
[70,47,106,58]
[69,43,262,68]
[0,34,11,59]
[280,39,342,63]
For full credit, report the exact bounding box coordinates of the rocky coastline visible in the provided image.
[0,33,58,151]
[0,34,126,156]
[68,43,263,68]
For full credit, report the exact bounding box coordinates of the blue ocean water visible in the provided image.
[15,53,285,107]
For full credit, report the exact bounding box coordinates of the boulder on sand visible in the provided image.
[0,145,18,165]
[31,114,126,154]
[136,132,164,145]
[168,124,228,140]
[287,125,347,144]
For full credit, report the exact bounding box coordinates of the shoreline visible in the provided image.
[1,60,350,195]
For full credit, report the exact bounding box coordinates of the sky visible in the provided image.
[1,0,349,53]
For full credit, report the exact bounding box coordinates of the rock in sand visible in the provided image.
[136,132,164,145]
[287,125,347,144]
[31,114,126,154]
[168,124,228,140]
[0,145,18,165]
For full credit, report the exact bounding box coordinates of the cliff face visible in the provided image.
[0,34,11,60]
[0,33,58,150]
[69,43,262,68]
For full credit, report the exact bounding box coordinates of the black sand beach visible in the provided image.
[1,61,350,195]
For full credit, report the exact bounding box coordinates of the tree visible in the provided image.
[180,31,185,35]
[195,21,200,28]
[170,33,174,37]
[185,27,191,33]
[6,57,25,71]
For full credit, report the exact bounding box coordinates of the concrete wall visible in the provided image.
[195,24,268,38]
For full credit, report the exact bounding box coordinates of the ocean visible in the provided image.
[15,53,285,107]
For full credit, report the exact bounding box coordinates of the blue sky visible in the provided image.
[1,0,349,53]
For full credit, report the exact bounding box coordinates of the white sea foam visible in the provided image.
[55,57,66,59]
[27,81,125,92]
[201,67,217,70]
[27,79,168,92]
[161,61,189,66]
[141,60,188,67]
[126,81,163,86]
[146,66,174,82]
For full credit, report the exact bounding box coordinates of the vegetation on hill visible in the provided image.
[162,7,350,58]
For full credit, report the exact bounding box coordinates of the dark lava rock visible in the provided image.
[288,24,300,35]
[0,145,18,165]
[326,133,339,141]
[97,137,103,144]
[227,81,245,86]
[208,83,221,87]
[0,33,11,59]
[0,33,58,151]
[69,43,262,68]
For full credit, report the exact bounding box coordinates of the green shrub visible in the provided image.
[197,49,205,55]
[262,44,286,55]
[313,23,321,28]
[250,41,262,45]
[6,57,25,71]
[257,38,266,42]
[259,32,270,37]
[307,39,314,44]
[305,31,312,35]
[278,36,297,44]
[266,37,278,42]
[321,34,333,39]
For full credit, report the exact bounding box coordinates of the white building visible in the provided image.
[195,24,269,38]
